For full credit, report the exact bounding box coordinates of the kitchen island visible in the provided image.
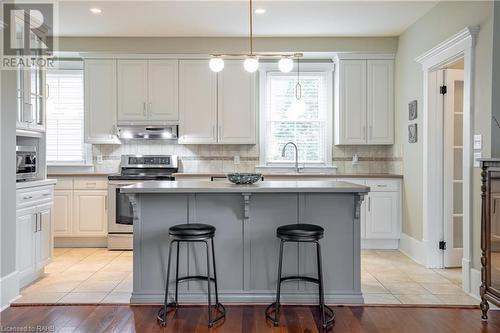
[122,180,369,304]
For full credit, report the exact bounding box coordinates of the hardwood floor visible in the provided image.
[1,305,500,332]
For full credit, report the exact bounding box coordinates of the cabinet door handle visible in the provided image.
[105,195,108,211]
[494,198,498,214]
[212,125,216,139]
[218,126,222,140]
[143,102,147,116]
[376,184,387,188]
[34,213,38,233]
[369,125,373,140]
[148,102,152,116]
[46,83,50,99]
[23,195,33,200]
[39,212,42,232]
[363,126,366,141]
[368,197,371,211]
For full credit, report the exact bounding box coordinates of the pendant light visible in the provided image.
[244,0,259,73]
[292,54,306,115]
[208,0,301,73]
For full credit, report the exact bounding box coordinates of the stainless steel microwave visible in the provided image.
[16,145,38,181]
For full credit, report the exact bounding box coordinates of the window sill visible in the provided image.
[255,165,338,175]
[47,164,95,174]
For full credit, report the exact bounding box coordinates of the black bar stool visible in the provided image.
[265,223,335,329]
[157,223,225,327]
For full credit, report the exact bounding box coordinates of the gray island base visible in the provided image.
[122,181,369,305]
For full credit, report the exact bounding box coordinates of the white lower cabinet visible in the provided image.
[73,190,108,236]
[16,185,54,288]
[53,177,108,238]
[365,191,399,239]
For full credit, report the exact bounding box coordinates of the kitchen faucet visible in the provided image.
[281,142,301,173]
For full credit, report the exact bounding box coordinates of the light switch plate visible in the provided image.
[234,155,240,165]
[474,134,482,150]
[474,152,482,167]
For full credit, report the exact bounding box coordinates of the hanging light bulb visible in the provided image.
[209,57,224,72]
[278,57,293,73]
[287,53,306,118]
[244,57,259,72]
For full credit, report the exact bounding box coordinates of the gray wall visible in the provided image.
[492,2,500,157]
[394,1,493,270]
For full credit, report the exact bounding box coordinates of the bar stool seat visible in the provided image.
[277,224,324,241]
[169,223,215,238]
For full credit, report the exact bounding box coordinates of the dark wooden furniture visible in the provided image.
[480,158,500,320]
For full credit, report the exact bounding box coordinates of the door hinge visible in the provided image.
[440,85,447,95]
[439,240,447,250]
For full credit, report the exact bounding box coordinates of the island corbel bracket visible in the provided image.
[242,193,251,221]
[354,193,366,219]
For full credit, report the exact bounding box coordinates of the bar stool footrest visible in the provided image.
[208,302,226,327]
[265,302,335,328]
[176,275,216,283]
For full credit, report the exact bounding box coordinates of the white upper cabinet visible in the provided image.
[334,56,394,145]
[367,60,394,144]
[178,60,218,144]
[148,60,179,121]
[117,59,179,123]
[84,59,119,144]
[336,60,367,145]
[178,59,256,144]
[217,60,256,144]
[117,60,148,122]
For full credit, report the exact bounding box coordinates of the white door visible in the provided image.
[443,68,464,267]
[178,60,217,144]
[73,190,108,236]
[16,211,36,283]
[365,192,399,239]
[217,60,256,144]
[36,204,53,268]
[367,60,394,144]
[339,60,367,144]
[53,190,73,236]
[117,60,148,122]
[84,59,118,144]
[148,60,179,121]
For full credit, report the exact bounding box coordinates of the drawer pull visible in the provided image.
[42,193,50,197]
[377,184,387,187]
[23,195,32,200]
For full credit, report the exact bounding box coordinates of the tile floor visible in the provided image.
[14,248,479,305]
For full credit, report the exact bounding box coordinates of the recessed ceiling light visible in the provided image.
[90,8,102,14]
[254,8,266,15]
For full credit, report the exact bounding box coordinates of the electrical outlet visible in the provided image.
[474,152,482,168]
[234,155,240,165]
[352,153,359,165]
[96,154,103,164]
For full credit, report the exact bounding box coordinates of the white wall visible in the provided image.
[395,1,493,270]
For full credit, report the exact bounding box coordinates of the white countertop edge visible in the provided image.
[120,180,370,194]
[16,179,57,189]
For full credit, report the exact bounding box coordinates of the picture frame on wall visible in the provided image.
[409,100,418,120]
[409,124,417,143]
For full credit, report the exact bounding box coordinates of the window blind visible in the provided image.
[46,69,85,163]
[264,72,328,164]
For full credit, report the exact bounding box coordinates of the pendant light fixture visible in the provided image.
[291,53,306,115]
[209,0,301,73]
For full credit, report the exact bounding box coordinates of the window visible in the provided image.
[46,61,89,164]
[260,63,333,167]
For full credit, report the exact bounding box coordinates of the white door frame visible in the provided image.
[415,26,479,293]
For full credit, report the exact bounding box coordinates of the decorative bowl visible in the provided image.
[227,173,262,184]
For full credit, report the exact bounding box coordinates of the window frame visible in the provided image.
[46,59,92,166]
[258,62,334,168]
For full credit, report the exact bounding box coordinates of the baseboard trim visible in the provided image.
[131,291,364,305]
[0,271,20,311]
[462,258,471,294]
[470,268,481,300]
[398,233,426,266]
[361,239,399,249]
[54,237,107,248]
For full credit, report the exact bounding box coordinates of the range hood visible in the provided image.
[117,125,178,140]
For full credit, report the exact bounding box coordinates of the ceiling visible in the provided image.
[55,1,438,37]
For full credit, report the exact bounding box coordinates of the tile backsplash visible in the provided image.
[92,141,403,174]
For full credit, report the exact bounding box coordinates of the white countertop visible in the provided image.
[16,179,57,189]
[121,180,370,194]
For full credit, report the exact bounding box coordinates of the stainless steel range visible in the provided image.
[107,155,178,250]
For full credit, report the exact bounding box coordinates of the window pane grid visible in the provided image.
[46,69,85,163]
[264,72,328,165]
